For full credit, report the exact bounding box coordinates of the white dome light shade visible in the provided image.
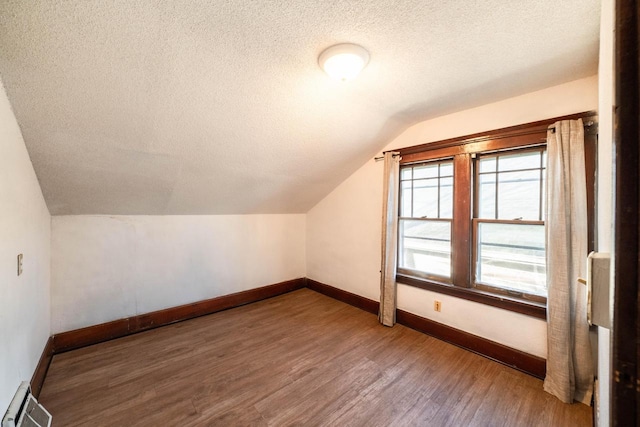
[318,43,370,81]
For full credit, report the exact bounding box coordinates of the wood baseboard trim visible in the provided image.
[30,337,54,398]
[305,279,379,315]
[306,279,546,379]
[395,309,546,379]
[47,278,545,380]
[52,278,305,354]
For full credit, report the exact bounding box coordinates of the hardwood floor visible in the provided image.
[39,289,592,426]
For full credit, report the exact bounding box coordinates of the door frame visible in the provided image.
[611,0,639,425]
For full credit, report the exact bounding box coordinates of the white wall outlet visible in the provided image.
[17,253,23,276]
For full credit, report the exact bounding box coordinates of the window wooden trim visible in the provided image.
[471,146,547,302]
[392,111,597,160]
[399,159,455,282]
[396,274,547,319]
[395,111,597,319]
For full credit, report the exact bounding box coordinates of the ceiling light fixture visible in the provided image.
[318,43,370,81]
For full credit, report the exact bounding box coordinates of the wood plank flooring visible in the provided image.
[39,289,592,426]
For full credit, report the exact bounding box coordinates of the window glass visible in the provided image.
[413,164,439,179]
[498,151,541,171]
[413,179,438,218]
[399,219,451,278]
[476,222,546,296]
[474,148,547,296]
[477,150,545,221]
[400,181,412,217]
[399,159,454,280]
[478,173,496,219]
[440,163,454,177]
[439,177,453,218]
[479,157,496,173]
[497,170,541,220]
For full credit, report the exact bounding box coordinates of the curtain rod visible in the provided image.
[374,153,400,162]
[548,120,595,134]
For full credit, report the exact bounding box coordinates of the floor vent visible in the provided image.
[2,382,51,427]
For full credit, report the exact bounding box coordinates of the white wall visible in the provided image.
[51,215,305,333]
[0,80,51,413]
[597,0,615,425]
[307,76,598,358]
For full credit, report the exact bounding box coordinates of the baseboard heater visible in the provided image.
[2,382,51,427]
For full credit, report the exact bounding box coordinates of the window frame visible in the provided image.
[398,158,455,283]
[471,146,548,304]
[394,112,597,319]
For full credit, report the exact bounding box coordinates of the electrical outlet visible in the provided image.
[17,254,23,276]
[434,300,441,312]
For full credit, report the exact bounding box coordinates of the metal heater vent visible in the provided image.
[2,382,51,427]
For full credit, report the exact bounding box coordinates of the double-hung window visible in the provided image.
[473,148,547,299]
[398,160,453,280]
[395,114,596,317]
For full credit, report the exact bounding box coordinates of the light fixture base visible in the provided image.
[318,43,370,81]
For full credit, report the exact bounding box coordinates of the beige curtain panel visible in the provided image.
[379,151,400,327]
[544,119,593,404]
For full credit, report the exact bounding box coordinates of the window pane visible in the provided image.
[414,164,438,179]
[476,222,546,296]
[479,157,496,173]
[498,151,541,171]
[497,170,540,220]
[478,173,496,219]
[401,168,412,180]
[413,179,438,218]
[440,177,453,218]
[399,219,451,278]
[401,181,412,217]
[440,163,453,177]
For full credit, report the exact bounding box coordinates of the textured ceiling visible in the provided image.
[0,0,600,215]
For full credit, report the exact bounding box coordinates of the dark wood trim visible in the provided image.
[30,337,54,398]
[133,278,303,331]
[305,279,379,315]
[611,0,639,425]
[395,111,597,160]
[397,274,546,319]
[471,218,545,226]
[52,278,306,354]
[42,278,545,388]
[395,309,546,379]
[306,279,546,379]
[400,132,548,164]
[451,153,471,287]
[53,318,131,354]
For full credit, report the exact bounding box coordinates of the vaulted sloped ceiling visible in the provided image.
[0,1,599,214]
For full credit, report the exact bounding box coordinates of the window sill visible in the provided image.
[396,274,547,320]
